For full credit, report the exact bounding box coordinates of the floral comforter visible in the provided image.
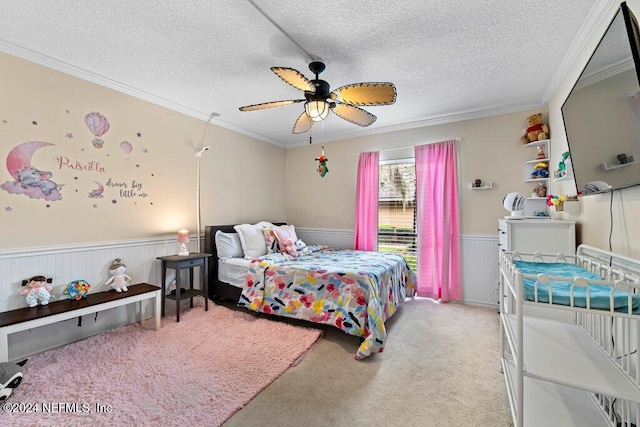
[238,247,417,359]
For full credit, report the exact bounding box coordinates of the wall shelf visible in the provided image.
[600,155,635,171]
[470,182,493,190]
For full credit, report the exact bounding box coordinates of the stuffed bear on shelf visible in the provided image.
[521,113,549,144]
[532,162,549,179]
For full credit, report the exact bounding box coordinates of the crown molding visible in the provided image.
[283,101,545,147]
[0,38,288,148]
[541,0,616,103]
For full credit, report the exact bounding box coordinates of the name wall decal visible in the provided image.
[2,109,157,212]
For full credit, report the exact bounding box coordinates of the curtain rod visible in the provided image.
[352,137,462,156]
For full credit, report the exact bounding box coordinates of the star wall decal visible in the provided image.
[32,120,38,125]
[136,132,142,137]
[5,206,11,212]
[66,132,73,139]
[93,204,97,208]
[2,120,6,124]
[136,164,140,168]
[65,109,70,113]
[45,204,51,208]
[143,148,148,154]
[112,199,117,204]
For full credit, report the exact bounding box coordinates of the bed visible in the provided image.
[204,223,417,359]
[499,245,640,426]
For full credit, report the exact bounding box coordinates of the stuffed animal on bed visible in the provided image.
[105,258,131,292]
[0,359,27,401]
[280,237,298,256]
[274,225,301,256]
[21,276,53,307]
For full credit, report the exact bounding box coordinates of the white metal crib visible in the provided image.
[499,244,640,426]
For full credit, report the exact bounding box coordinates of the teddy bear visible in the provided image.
[531,162,549,179]
[105,258,131,292]
[533,182,547,198]
[280,238,299,257]
[521,113,549,144]
[21,275,53,307]
[0,359,27,401]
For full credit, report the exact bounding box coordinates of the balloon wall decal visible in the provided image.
[120,141,133,159]
[84,112,110,149]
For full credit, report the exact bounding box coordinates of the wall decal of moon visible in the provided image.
[5,141,54,179]
[1,141,61,201]
[89,181,104,198]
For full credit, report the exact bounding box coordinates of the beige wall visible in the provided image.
[286,109,546,235]
[0,52,285,251]
[548,0,640,259]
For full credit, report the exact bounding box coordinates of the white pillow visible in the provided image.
[214,230,243,258]
[234,222,274,259]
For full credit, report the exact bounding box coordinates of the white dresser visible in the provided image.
[498,219,576,255]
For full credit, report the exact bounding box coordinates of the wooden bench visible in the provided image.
[0,283,161,362]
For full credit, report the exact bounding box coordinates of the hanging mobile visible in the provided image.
[315,146,328,177]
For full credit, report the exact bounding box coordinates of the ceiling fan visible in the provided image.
[239,61,397,134]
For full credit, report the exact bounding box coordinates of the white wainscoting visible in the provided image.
[0,230,499,359]
[297,228,499,307]
[0,236,199,360]
[460,234,500,307]
[296,228,354,250]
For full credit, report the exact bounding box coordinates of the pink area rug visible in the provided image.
[3,298,322,426]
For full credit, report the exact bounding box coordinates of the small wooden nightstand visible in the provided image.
[157,253,212,322]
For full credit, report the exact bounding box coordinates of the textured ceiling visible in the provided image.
[0,0,607,147]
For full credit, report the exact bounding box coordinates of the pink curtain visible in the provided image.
[354,151,379,251]
[415,141,461,302]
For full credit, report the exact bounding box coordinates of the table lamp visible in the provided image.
[177,229,190,256]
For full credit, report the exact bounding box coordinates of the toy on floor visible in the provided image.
[105,258,131,292]
[21,276,53,307]
[0,359,27,401]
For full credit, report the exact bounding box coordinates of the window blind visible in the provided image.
[378,160,417,272]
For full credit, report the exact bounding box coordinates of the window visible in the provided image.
[378,159,417,272]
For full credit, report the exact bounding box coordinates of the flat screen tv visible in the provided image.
[561,2,640,195]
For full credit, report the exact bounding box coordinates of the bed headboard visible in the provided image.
[204,223,285,300]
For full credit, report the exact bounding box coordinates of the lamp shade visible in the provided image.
[177,229,190,243]
[305,100,330,121]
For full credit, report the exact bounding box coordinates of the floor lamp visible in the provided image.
[195,112,218,252]
[196,146,210,252]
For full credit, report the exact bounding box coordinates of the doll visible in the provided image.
[21,276,53,307]
[105,258,131,292]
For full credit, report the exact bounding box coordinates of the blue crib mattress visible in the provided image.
[513,261,640,314]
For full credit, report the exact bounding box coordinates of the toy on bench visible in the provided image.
[0,359,27,401]
[21,276,53,308]
[105,258,131,292]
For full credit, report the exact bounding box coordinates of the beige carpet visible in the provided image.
[223,298,513,427]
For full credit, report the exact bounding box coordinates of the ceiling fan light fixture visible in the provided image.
[305,100,330,122]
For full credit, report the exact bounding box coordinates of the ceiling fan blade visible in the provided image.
[271,67,315,92]
[332,102,377,127]
[330,82,397,106]
[239,99,304,112]
[292,111,314,134]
